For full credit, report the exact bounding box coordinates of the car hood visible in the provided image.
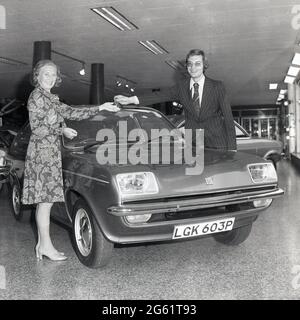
[67,146,276,200]
[238,137,282,149]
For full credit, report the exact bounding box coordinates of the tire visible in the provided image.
[9,176,23,221]
[214,223,252,246]
[71,198,113,268]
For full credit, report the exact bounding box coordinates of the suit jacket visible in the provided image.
[138,76,237,150]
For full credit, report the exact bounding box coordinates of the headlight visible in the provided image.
[248,163,277,183]
[125,214,152,224]
[0,150,7,167]
[116,172,159,196]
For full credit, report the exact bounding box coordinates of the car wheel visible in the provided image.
[9,176,23,221]
[71,198,113,268]
[213,223,252,245]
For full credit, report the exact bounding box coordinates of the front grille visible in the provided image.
[148,202,255,223]
[123,185,276,205]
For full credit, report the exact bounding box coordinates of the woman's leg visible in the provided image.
[35,202,66,260]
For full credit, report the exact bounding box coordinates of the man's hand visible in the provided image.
[114,95,138,105]
[63,127,77,139]
[99,102,120,112]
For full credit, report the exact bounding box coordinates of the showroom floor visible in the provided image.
[0,160,300,300]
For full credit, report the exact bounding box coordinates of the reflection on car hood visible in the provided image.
[240,137,283,149]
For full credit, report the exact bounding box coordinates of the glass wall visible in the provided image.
[232,105,280,141]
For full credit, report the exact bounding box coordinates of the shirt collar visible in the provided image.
[190,75,205,90]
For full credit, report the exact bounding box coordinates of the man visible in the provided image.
[114,49,236,151]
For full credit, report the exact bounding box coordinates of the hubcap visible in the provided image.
[12,185,20,216]
[74,208,92,257]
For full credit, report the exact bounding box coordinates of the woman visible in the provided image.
[22,60,119,261]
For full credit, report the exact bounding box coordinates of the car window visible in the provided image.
[235,124,249,138]
[64,110,138,145]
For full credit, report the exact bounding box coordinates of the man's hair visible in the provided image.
[185,49,209,70]
[32,59,62,87]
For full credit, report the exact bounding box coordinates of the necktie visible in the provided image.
[192,82,200,113]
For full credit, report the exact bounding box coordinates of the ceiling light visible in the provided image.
[278,94,284,99]
[139,40,168,55]
[284,75,295,84]
[115,75,137,92]
[165,60,185,70]
[79,63,85,76]
[91,7,138,31]
[52,50,86,77]
[280,89,287,95]
[269,83,278,90]
[292,53,300,65]
[288,66,300,77]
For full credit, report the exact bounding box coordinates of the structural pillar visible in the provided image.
[32,41,51,68]
[288,83,296,155]
[295,84,300,154]
[90,63,105,104]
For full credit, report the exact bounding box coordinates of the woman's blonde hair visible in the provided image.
[32,59,62,87]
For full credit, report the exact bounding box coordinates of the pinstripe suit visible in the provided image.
[138,76,237,150]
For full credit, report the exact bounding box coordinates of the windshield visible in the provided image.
[235,123,249,138]
[64,109,178,147]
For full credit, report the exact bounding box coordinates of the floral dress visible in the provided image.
[22,86,100,204]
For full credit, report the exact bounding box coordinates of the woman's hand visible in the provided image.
[99,102,120,112]
[63,127,78,139]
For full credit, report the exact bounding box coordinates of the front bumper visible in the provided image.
[108,187,284,216]
[102,186,284,244]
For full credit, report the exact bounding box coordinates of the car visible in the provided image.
[168,114,283,168]
[0,106,284,268]
[0,99,27,149]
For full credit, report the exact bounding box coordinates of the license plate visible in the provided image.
[172,217,235,239]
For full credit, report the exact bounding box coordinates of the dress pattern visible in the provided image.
[22,86,100,204]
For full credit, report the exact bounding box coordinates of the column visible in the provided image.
[32,41,51,68]
[295,84,300,154]
[287,83,296,154]
[90,63,105,105]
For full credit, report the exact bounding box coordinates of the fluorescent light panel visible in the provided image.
[284,75,295,84]
[280,89,287,94]
[165,60,185,69]
[288,66,300,77]
[139,40,168,55]
[292,52,300,66]
[91,7,138,31]
[269,83,278,90]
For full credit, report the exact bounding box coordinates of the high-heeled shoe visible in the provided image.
[35,246,67,261]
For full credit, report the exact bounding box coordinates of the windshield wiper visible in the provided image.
[83,141,105,150]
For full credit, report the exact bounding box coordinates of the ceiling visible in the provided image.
[0,0,300,106]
